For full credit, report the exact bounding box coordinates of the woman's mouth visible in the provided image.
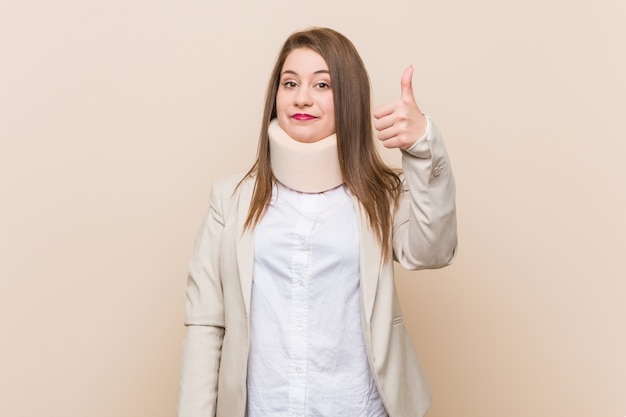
[292,113,317,121]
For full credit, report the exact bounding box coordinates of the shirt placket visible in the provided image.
[288,193,317,417]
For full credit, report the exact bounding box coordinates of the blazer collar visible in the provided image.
[235,178,255,319]
[352,195,383,326]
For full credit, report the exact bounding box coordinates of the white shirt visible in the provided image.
[246,182,387,417]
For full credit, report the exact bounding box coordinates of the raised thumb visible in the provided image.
[400,65,415,101]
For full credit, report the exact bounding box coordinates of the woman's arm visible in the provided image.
[393,116,457,270]
[178,184,227,417]
[372,66,457,269]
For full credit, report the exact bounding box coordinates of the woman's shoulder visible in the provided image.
[201,171,255,222]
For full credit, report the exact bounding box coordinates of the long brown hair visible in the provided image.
[239,27,402,256]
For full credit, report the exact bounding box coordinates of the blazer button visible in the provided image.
[433,163,445,177]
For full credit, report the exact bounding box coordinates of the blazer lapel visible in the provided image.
[353,197,383,326]
[236,178,256,319]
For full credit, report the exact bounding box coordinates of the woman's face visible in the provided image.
[275,48,336,143]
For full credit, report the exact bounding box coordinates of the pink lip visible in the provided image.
[292,113,317,121]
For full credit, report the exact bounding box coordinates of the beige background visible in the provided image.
[1,0,625,416]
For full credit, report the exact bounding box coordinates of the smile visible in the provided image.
[292,113,317,121]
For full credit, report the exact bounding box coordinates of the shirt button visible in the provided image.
[299,236,306,244]
[296,367,302,373]
[296,324,304,331]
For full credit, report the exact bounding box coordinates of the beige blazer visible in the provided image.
[178,122,457,417]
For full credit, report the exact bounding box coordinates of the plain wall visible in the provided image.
[1,1,624,416]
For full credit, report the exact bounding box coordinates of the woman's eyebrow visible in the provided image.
[281,69,330,76]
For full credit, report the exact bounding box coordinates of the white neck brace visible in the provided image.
[268,119,343,193]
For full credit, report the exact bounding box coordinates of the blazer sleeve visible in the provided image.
[392,115,458,270]
[178,183,227,417]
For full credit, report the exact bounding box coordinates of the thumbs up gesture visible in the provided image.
[373,65,428,150]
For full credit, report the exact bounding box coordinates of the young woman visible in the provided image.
[178,27,457,417]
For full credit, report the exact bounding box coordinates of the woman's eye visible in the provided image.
[282,81,297,88]
[316,82,331,89]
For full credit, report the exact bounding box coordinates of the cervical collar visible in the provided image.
[268,119,343,193]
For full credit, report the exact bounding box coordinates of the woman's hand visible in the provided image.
[373,65,428,150]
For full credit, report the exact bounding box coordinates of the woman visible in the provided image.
[178,27,457,417]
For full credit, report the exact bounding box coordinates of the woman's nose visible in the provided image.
[294,86,313,107]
